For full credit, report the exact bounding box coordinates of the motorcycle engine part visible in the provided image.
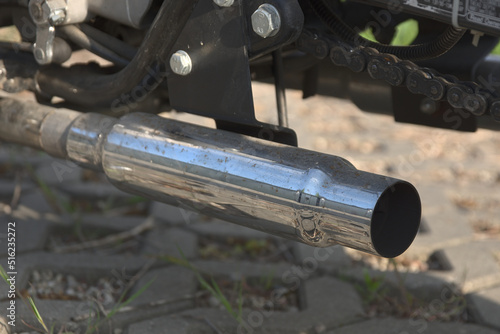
[35,0,199,107]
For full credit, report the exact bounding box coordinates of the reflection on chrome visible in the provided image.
[0,98,421,258]
[67,113,421,258]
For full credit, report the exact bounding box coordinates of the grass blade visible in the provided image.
[27,297,49,333]
[106,277,156,319]
[0,265,11,287]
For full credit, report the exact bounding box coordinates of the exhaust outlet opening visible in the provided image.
[371,182,421,258]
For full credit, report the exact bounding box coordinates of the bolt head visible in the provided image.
[213,0,234,7]
[29,1,44,20]
[170,50,192,76]
[251,4,281,38]
[49,8,66,25]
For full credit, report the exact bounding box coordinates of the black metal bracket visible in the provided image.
[166,0,303,146]
[392,87,477,132]
[244,0,304,59]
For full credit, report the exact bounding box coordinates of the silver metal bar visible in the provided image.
[0,99,421,257]
[88,0,155,29]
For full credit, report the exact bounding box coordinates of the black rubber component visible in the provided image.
[308,0,466,61]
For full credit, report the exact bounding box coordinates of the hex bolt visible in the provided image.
[251,4,281,38]
[49,8,66,25]
[170,50,192,76]
[213,0,234,7]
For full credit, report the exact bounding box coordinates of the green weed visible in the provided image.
[163,249,244,323]
[0,264,153,334]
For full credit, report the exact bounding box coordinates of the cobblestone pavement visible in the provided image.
[0,82,499,333]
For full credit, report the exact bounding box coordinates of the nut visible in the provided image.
[170,50,192,76]
[213,0,234,7]
[251,4,281,38]
[49,8,66,25]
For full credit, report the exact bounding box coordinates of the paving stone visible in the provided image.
[169,276,365,334]
[186,218,271,239]
[0,180,35,198]
[8,220,51,255]
[35,160,83,186]
[0,147,52,166]
[405,197,475,258]
[127,312,223,334]
[340,266,456,302]
[325,317,500,334]
[106,300,193,333]
[17,189,56,213]
[431,241,500,292]
[0,300,82,333]
[0,252,149,300]
[74,214,149,232]
[293,243,351,271]
[141,228,198,259]
[191,260,294,281]
[129,266,196,307]
[467,285,500,330]
[150,202,198,225]
[57,182,131,199]
[414,184,451,212]
[9,204,61,224]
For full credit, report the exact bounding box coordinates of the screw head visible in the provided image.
[213,0,234,7]
[251,4,281,38]
[170,50,192,76]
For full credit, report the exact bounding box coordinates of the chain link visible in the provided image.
[299,33,500,122]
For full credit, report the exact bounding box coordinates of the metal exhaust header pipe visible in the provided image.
[0,99,421,257]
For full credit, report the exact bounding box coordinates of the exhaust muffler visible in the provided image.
[0,99,421,257]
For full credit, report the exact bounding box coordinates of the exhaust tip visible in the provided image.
[371,182,421,258]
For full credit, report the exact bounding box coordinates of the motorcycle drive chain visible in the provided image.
[296,31,500,122]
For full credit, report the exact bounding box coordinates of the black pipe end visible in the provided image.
[371,181,422,258]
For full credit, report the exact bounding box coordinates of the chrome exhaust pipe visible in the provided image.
[0,99,421,257]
